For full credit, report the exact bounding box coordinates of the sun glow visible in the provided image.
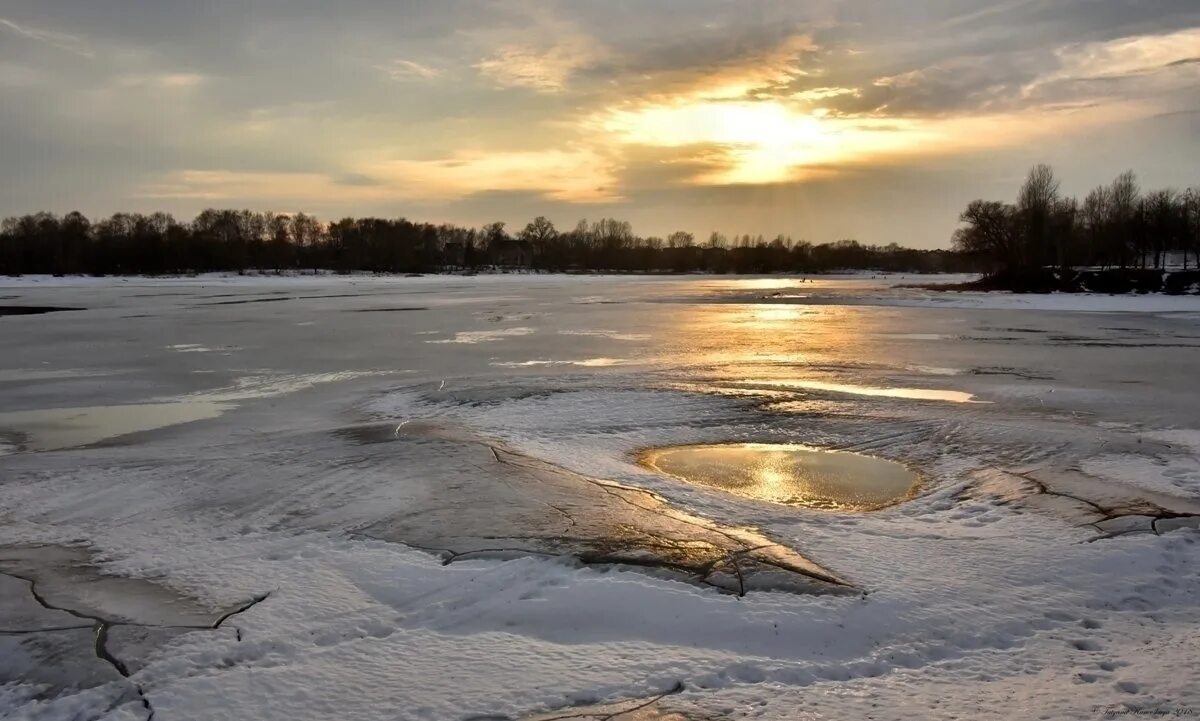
[599,100,936,184]
[595,94,1148,187]
[607,101,824,148]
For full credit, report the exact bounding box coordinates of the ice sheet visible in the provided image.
[1,274,1198,721]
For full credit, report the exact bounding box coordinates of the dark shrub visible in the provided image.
[1164,270,1200,295]
[1078,269,1164,294]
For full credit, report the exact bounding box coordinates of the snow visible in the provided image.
[425,326,536,344]
[1,274,1198,720]
[1081,429,1200,498]
[875,292,1200,313]
[801,288,1200,313]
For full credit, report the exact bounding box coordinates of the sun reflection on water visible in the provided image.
[655,297,980,405]
[640,443,920,511]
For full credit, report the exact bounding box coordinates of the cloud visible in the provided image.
[1045,26,1200,82]
[2,0,1198,247]
[0,61,47,88]
[852,26,1200,118]
[792,87,860,103]
[596,100,929,184]
[137,148,621,205]
[865,58,1038,115]
[937,0,1044,30]
[674,33,820,101]
[380,59,441,81]
[469,4,608,93]
[1009,28,1200,113]
[592,94,1148,187]
[366,148,620,202]
[135,170,357,202]
[114,72,206,90]
[588,31,821,102]
[0,16,93,58]
[475,38,605,92]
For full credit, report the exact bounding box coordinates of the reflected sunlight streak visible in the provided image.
[747,379,983,403]
[658,296,987,407]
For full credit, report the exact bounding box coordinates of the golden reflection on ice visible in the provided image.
[744,379,982,403]
[749,305,812,324]
[660,302,860,372]
[659,295,981,404]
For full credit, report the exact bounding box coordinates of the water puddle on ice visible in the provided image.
[491,358,630,368]
[425,327,535,344]
[905,364,962,376]
[880,332,949,341]
[557,329,651,341]
[0,401,231,451]
[640,443,919,510]
[744,379,982,403]
[0,306,83,317]
[0,368,116,382]
[166,344,240,353]
[0,372,391,452]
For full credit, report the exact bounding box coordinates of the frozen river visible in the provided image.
[1,274,1198,720]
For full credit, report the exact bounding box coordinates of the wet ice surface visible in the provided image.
[513,684,700,720]
[0,402,232,451]
[639,444,919,510]
[1,274,1200,720]
[0,305,83,317]
[733,378,982,403]
[348,424,848,594]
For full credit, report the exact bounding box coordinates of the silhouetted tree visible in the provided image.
[2,207,988,277]
[953,165,1198,286]
[953,200,1020,273]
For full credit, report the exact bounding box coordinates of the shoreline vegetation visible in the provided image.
[1,211,975,278]
[904,267,1200,295]
[2,165,1195,294]
[944,165,1199,295]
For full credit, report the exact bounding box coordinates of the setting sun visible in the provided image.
[597,99,951,185]
[600,101,839,183]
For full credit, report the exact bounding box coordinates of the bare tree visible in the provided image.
[1109,170,1140,268]
[519,216,558,244]
[666,231,694,248]
[1184,187,1200,269]
[1081,185,1110,267]
[1017,163,1060,268]
[953,200,1020,272]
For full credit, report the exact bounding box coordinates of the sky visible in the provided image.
[1,0,1198,248]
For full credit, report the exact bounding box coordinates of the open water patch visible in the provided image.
[640,443,920,511]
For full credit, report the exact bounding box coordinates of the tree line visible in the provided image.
[9,166,1190,281]
[954,165,1200,280]
[0,210,976,276]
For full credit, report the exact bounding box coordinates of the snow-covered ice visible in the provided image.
[0,274,1198,720]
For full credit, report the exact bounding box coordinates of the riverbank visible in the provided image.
[905,268,1200,296]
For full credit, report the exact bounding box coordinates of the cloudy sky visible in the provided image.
[1,0,1197,247]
